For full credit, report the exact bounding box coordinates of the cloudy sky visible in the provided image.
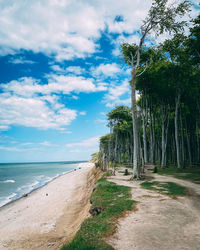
[0,0,199,163]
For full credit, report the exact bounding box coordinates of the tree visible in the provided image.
[121,0,190,178]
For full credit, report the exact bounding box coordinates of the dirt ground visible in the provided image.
[107,166,200,250]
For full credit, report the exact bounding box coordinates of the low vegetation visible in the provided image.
[118,169,133,175]
[141,181,187,197]
[61,178,136,250]
[156,166,200,184]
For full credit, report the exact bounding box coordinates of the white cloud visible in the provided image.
[0,74,107,131]
[21,141,56,147]
[104,80,131,107]
[79,111,86,116]
[0,92,77,130]
[50,65,86,75]
[0,0,198,62]
[71,95,79,100]
[0,145,41,152]
[50,65,64,72]
[69,149,81,153]
[0,1,104,60]
[0,125,10,131]
[47,75,106,94]
[60,130,72,134]
[91,63,121,77]
[66,66,86,75]
[39,141,54,146]
[101,69,141,107]
[95,119,107,123]
[112,33,141,56]
[66,136,100,148]
[1,75,106,97]
[8,56,36,64]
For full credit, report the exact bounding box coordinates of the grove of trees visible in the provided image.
[98,2,200,178]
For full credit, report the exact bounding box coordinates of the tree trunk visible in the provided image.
[131,68,139,178]
[161,105,169,168]
[150,111,155,164]
[142,110,147,164]
[175,92,181,168]
[185,120,192,166]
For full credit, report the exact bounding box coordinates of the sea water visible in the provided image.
[0,161,83,208]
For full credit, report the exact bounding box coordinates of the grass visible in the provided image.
[116,163,133,169]
[156,166,200,184]
[61,178,136,250]
[141,181,187,197]
[104,171,112,177]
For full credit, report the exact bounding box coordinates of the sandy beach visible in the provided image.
[0,162,102,250]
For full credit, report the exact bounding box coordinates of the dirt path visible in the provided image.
[107,167,200,250]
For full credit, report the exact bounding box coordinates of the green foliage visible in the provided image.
[121,0,191,67]
[90,152,100,164]
[157,166,200,184]
[141,181,187,196]
[61,178,135,250]
[186,14,200,65]
[100,134,111,146]
[144,0,191,35]
[107,105,132,128]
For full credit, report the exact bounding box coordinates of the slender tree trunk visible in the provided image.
[175,92,181,168]
[161,105,168,168]
[196,122,200,163]
[150,111,155,164]
[142,110,147,164]
[131,68,139,178]
[185,120,192,166]
[180,113,185,167]
[164,117,169,166]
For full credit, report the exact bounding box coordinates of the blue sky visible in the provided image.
[0,0,199,163]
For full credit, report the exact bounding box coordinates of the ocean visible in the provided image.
[0,161,84,208]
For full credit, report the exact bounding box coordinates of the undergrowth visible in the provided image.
[156,166,200,184]
[141,181,187,197]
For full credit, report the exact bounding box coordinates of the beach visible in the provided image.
[0,162,102,250]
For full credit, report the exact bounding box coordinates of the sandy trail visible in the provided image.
[107,167,200,250]
[0,163,102,250]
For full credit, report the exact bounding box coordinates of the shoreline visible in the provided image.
[0,162,102,250]
[0,163,82,210]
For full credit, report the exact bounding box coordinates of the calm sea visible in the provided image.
[0,161,84,208]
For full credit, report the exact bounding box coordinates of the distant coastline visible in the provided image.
[0,164,85,210]
[0,161,87,208]
[0,160,87,165]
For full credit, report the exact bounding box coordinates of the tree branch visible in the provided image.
[136,61,149,77]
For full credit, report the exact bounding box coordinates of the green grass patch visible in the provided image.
[104,171,112,177]
[141,181,187,197]
[61,178,136,250]
[156,166,200,184]
[116,163,133,169]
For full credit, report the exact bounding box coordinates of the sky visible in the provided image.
[0,0,199,163]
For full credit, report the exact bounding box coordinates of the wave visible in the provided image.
[0,179,15,183]
[0,192,17,207]
[0,167,76,208]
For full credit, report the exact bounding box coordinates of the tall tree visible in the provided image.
[121,0,190,178]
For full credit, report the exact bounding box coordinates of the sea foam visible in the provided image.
[1,179,15,183]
